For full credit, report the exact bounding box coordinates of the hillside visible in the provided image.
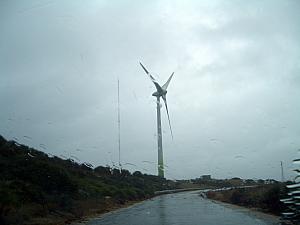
[0,136,176,225]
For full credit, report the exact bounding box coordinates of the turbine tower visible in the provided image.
[140,62,174,178]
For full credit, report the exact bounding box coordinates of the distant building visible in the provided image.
[201,175,211,180]
[265,179,278,184]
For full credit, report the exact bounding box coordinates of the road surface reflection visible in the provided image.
[82,191,278,225]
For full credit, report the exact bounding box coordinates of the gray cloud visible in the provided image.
[1,0,299,180]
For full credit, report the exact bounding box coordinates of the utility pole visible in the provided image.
[280,161,285,182]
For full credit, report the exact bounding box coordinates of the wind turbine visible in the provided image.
[139,62,174,178]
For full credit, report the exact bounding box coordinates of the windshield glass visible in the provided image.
[1,1,299,225]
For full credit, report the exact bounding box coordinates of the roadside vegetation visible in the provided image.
[0,135,176,225]
[206,184,287,216]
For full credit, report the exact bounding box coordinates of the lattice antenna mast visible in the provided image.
[118,79,121,169]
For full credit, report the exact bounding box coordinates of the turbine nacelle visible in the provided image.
[152,90,167,97]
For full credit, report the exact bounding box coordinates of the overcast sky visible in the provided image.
[1,0,300,180]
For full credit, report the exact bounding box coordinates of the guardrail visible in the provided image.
[154,188,204,195]
[154,185,258,196]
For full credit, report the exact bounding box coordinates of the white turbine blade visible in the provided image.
[139,62,156,83]
[139,62,163,92]
[162,95,173,139]
[162,72,174,90]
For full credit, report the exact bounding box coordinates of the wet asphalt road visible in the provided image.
[82,191,278,225]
